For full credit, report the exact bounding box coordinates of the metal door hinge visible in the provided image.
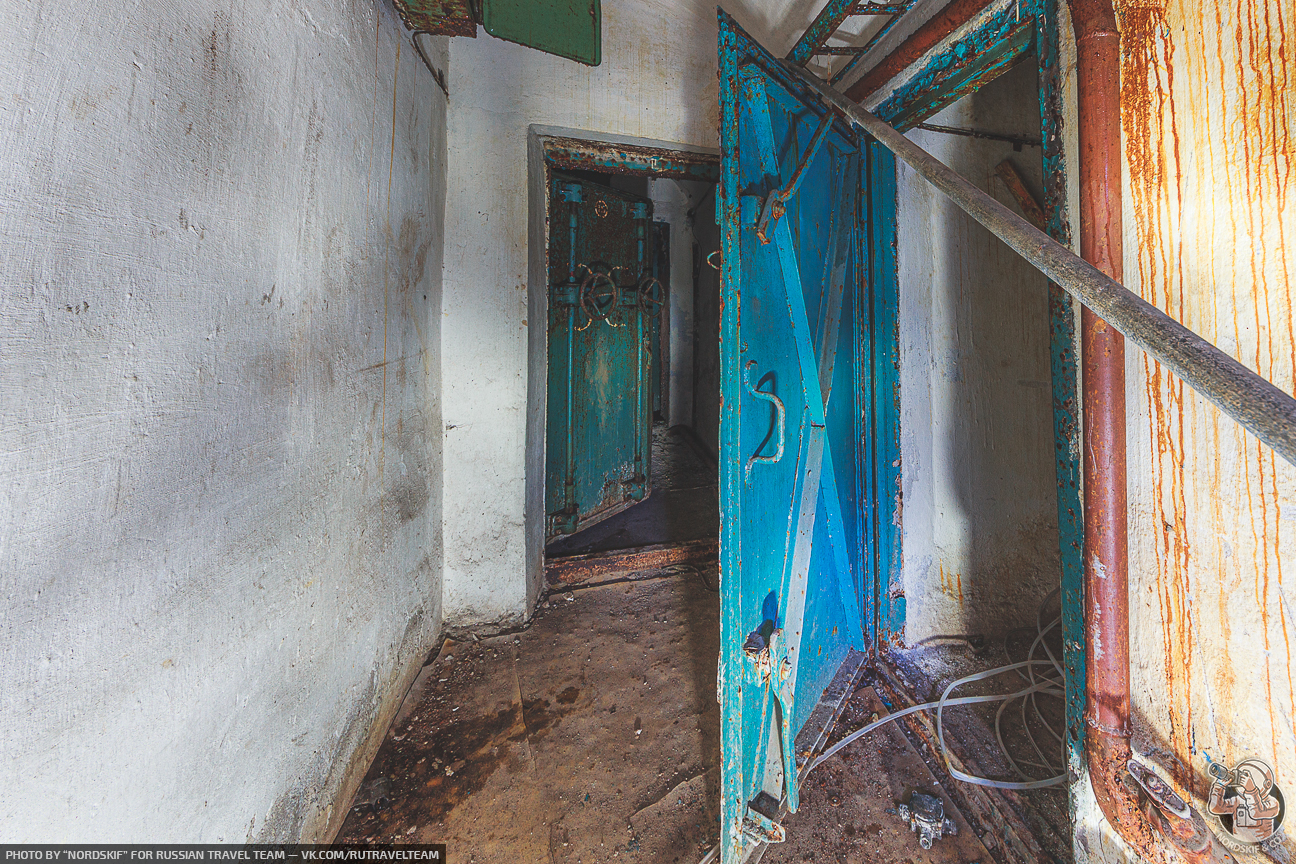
[740,804,786,844]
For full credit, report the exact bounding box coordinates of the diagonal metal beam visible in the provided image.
[740,71,867,814]
[815,152,855,407]
[798,62,1296,467]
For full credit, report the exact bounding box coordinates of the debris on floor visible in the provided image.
[897,791,958,849]
[337,571,722,861]
[763,686,991,864]
[337,569,1021,864]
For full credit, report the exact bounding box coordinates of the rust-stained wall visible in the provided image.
[1122,0,1294,797]
[1078,0,1294,858]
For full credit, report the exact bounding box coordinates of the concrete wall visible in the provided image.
[896,61,1062,642]
[1106,0,1294,856]
[440,0,812,626]
[647,177,716,432]
[0,0,447,841]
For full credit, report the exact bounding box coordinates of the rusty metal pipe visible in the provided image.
[1073,8,1229,860]
[1068,0,1157,857]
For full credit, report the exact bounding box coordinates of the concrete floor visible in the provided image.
[338,572,722,861]
[340,423,1004,861]
[337,571,995,864]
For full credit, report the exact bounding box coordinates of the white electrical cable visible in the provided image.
[935,661,1067,790]
[1006,615,1064,777]
[802,660,1067,789]
[697,595,1070,862]
[1028,589,1067,743]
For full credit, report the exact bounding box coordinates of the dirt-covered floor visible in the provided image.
[338,571,723,861]
[337,568,1002,864]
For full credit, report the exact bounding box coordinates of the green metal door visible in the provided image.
[546,174,660,540]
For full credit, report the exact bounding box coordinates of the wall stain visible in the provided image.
[1118,0,1296,797]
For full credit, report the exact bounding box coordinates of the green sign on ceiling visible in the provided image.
[481,0,601,66]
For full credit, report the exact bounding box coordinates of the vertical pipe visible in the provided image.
[565,207,579,524]
[1074,0,1126,731]
[1073,10,1232,857]
[1071,0,1156,853]
[1074,5,1123,700]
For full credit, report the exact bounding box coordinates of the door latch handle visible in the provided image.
[744,361,785,481]
[755,111,833,244]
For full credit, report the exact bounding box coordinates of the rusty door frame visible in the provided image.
[524,126,720,609]
[848,0,1085,807]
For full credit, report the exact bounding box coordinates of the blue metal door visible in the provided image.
[718,13,871,858]
[546,174,658,540]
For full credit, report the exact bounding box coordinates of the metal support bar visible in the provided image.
[913,122,1041,149]
[787,0,863,66]
[793,65,1296,468]
[756,111,834,244]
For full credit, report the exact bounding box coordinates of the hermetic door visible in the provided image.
[546,173,659,540]
[718,12,872,860]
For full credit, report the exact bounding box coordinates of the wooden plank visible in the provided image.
[995,158,1047,229]
[544,538,717,586]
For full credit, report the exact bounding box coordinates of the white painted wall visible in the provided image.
[896,61,1062,642]
[692,185,724,459]
[648,177,715,430]
[440,0,813,626]
[0,0,447,841]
